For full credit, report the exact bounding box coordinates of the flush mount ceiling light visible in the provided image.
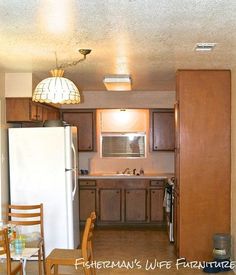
[103,74,132,91]
[194,43,216,52]
[32,49,91,104]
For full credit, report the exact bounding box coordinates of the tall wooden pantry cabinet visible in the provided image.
[175,70,231,261]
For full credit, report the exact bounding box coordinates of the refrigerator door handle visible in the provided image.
[72,169,77,200]
[71,143,77,200]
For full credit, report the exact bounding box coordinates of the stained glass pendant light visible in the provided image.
[32,49,91,104]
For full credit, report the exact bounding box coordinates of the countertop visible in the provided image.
[78,173,174,180]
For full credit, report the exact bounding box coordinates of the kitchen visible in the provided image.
[0,1,236,274]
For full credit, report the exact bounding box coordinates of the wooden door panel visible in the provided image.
[37,105,43,121]
[125,189,147,222]
[99,189,121,222]
[62,112,95,151]
[47,109,60,120]
[152,111,175,151]
[79,189,96,221]
[30,102,38,121]
[176,70,231,261]
[150,188,164,222]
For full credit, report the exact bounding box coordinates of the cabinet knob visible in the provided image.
[116,191,120,194]
[91,191,94,194]
[152,191,155,194]
[154,146,158,149]
[127,191,130,194]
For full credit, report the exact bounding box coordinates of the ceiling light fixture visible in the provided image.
[195,43,216,52]
[103,74,132,91]
[32,49,91,104]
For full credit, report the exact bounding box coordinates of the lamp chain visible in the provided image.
[58,55,86,69]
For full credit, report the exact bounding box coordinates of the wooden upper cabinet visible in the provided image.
[62,110,96,152]
[6,98,59,123]
[30,102,43,121]
[43,107,60,121]
[150,109,175,151]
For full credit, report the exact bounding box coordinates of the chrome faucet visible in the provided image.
[122,168,131,174]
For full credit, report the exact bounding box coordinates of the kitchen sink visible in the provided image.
[102,173,134,176]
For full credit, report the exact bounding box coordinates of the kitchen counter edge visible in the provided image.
[78,173,174,180]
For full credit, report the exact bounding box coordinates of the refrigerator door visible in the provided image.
[8,127,77,256]
[64,126,80,248]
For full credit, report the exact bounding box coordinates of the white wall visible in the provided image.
[71,90,176,174]
[61,90,175,109]
[231,69,236,270]
[0,73,9,220]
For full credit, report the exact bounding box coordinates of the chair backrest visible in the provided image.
[0,228,11,274]
[81,212,96,262]
[7,204,44,239]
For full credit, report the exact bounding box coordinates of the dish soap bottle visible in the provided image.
[140,168,144,175]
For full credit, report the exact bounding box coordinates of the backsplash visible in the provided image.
[79,151,174,174]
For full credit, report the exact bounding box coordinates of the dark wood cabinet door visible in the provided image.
[37,105,43,121]
[43,107,60,121]
[151,110,175,151]
[47,109,60,120]
[62,111,96,151]
[79,189,96,221]
[125,189,147,222]
[99,189,121,222]
[150,188,164,222]
[6,98,30,122]
[30,102,38,121]
[30,103,43,121]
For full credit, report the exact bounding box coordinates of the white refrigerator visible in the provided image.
[8,126,80,256]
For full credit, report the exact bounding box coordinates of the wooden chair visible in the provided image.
[0,228,23,275]
[7,204,46,275]
[46,212,96,275]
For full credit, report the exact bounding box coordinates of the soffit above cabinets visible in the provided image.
[99,109,148,133]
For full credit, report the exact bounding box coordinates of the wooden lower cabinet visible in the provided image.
[79,189,96,221]
[150,188,164,222]
[79,180,96,222]
[125,189,147,222]
[99,189,121,222]
[79,179,165,226]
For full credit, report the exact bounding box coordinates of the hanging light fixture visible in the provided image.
[32,49,91,104]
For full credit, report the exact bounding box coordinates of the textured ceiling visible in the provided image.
[0,0,236,91]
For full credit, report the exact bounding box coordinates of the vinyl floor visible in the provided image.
[4,228,236,274]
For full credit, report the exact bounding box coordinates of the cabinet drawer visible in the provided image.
[79,180,96,186]
[150,180,165,187]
